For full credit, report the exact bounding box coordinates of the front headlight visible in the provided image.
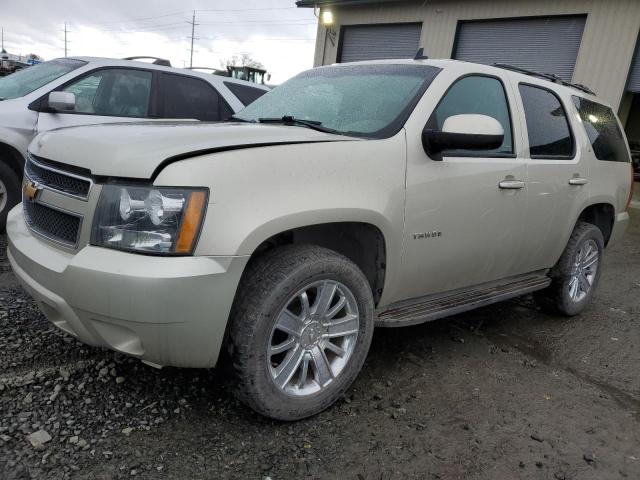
[91,185,208,255]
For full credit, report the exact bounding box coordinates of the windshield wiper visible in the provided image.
[258,116,337,134]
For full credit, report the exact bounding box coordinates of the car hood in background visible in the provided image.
[28,121,359,179]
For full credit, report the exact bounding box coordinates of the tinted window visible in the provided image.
[235,64,441,138]
[427,75,513,154]
[519,85,573,158]
[224,81,267,106]
[0,58,86,100]
[63,69,152,117]
[163,74,230,121]
[572,96,629,163]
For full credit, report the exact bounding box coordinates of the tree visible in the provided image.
[221,53,263,69]
[27,53,44,61]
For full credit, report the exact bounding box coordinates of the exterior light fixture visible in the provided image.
[321,10,334,26]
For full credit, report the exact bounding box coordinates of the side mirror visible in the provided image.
[422,114,504,160]
[48,91,76,112]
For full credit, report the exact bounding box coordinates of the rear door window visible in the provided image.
[161,74,232,121]
[572,96,630,163]
[519,84,573,158]
[427,75,513,155]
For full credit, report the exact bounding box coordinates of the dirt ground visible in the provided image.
[1,192,639,480]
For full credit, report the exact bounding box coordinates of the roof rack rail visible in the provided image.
[122,56,171,67]
[492,63,595,95]
[186,66,230,76]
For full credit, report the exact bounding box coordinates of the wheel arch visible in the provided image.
[240,215,390,306]
[577,202,615,246]
[0,141,26,179]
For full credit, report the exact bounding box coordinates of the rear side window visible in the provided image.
[572,96,629,163]
[428,75,513,155]
[519,84,573,158]
[224,81,267,106]
[162,74,232,121]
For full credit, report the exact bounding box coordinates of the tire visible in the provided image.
[0,161,21,233]
[228,244,375,421]
[534,221,604,316]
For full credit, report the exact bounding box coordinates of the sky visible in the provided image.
[1,0,319,84]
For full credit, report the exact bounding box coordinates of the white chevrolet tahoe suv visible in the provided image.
[0,56,269,230]
[7,59,633,420]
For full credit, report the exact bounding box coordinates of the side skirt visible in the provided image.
[376,271,551,328]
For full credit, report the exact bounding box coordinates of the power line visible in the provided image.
[86,7,299,26]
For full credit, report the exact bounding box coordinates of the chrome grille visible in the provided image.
[23,200,82,247]
[25,156,92,200]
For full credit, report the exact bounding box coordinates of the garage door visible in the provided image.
[453,16,586,81]
[627,40,640,93]
[339,23,422,63]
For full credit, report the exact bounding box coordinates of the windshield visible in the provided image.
[0,58,86,100]
[234,64,441,138]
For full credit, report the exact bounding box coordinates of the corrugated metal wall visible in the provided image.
[311,0,640,110]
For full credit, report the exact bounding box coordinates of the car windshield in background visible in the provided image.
[0,58,86,100]
[234,64,441,138]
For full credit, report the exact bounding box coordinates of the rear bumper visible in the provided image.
[7,205,249,368]
[608,211,630,248]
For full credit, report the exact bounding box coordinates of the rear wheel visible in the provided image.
[0,161,21,232]
[535,222,604,316]
[228,244,375,420]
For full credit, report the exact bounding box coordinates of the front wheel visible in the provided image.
[535,222,604,316]
[228,245,375,420]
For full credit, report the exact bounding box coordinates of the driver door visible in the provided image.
[37,68,155,133]
[397,73,528,301]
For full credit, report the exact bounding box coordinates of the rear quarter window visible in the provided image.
[223,81,268,106]
[572,96,629,163]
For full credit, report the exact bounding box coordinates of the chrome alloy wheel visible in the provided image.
[568,239,599,303]
[268,280,360,396]
[0,177,7,214]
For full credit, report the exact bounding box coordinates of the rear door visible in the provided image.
[512,81,588,272]
[398,72,528,300]
[37,67,155,132]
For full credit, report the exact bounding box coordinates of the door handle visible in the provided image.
[568,177,588,186]
[499,180,525,189]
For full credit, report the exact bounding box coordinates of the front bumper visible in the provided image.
[7,205,249,368]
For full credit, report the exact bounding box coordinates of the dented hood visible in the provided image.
[29,121,358,179]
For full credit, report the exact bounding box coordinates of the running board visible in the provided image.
[376,273,551,327]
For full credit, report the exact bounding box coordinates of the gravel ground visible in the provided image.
[1,198,639,480]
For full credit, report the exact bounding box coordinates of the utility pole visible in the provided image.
[1,28,4,52]
[63,22,69,57]
[187,11,198,68]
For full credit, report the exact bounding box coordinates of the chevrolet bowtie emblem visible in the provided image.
[22,179,42,202]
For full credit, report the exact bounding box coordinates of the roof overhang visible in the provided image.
[296,0,408,8]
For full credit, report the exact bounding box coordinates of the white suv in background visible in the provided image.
[0,56,269,230]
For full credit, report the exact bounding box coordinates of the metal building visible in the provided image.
[296,0,640,145]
